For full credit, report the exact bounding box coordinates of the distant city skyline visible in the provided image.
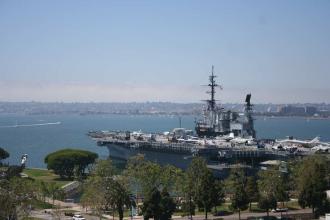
[1,0,330,103]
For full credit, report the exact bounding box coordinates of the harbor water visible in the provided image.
[0,114,329,168]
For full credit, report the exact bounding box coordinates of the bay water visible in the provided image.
[0,114,329,168]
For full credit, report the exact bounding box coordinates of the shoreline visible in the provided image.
[0,112,330,120]
[255,115,330,120]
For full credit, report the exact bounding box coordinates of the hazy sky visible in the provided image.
[0,0,329,103]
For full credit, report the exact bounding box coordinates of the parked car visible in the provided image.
[64,212,74,217]
[271,208,288,212]
[72,214,86,220]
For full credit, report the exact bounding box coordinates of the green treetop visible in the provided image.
[226,169,249,220]
[81,159,134,220]
[186,157,224,220]
[296,155,329,216]
[0,147,9,164]
[44,148,98,179]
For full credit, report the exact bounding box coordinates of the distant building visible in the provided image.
[305,106,317,115]
[278,105,318,116]
[279,105,305,116]
[318,110,330,118]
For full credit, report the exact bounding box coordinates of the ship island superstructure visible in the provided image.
[195,66,256,138]
[88,67,327,169]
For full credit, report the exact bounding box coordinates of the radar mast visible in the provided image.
[206,65,221,111]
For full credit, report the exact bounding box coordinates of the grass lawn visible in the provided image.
[23,168,72,187]
[249,203,268,212]
[244,200,302,213]
[286,200,301,210]
[172,203,233,217]
[32,199,55,209]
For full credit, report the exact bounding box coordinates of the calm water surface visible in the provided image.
[0,114,329,168]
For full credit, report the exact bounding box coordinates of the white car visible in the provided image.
[271,208,288,212]
[72,214,86,220]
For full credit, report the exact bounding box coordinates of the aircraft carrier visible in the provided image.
[88,66,325,169]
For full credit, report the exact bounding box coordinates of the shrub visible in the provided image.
[0,147,10,162]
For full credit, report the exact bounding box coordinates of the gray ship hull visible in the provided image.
[106,143,194,169]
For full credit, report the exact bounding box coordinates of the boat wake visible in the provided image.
[0,122,61,128]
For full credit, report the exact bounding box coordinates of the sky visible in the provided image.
[0,0,329,104]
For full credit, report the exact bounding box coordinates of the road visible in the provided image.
[29,198,314,220]
[31,205,313,220]
[181,208,313,220]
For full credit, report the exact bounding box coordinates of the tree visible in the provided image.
[142,187,162,220]
[180,199,195,218]
[5,165,23,179]
[109,177,133,220]
[296,155,329,216]
[186,157,223,220]
[142,187,176,220]
[48,182,65,205]
[245,176,259,211]
[44,149,98,179]
[159,189,176,220]
[180,172,196,219]
[38,180,50,202]
[275,173,289,208]
[124,155,182,220]
[0,177,38,220]
[125,155,182,191]
[81,159,134,220]
[196,171,222,219]
[227,169,248,220]
[81,177,106,220]
[258,194,277,216]
[160,164,184,194]
[0,147,9,164]
[0,179,17,220]
[124,154,163,195]
[212,180,225,214]
[258,169,286,216]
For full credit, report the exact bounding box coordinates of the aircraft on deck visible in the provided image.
[311,145,330,153]
[276,136,322,147]
[230,136,256,145]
